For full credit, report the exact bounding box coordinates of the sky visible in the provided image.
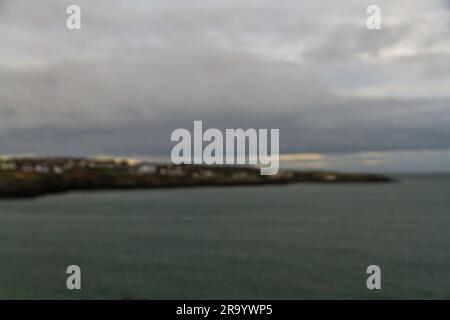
[0,0,449,172]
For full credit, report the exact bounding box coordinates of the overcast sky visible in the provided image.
[0,0,449,171]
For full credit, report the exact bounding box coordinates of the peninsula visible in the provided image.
[0,157,394,199]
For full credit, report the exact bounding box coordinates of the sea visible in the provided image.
[0,174,449,299]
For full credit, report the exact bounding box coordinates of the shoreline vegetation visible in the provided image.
[0,157,395,199]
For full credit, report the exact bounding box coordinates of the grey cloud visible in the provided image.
[2,96,450,156]
[304,24,411,63]
[0,46,328,130]
[0,0,449,166]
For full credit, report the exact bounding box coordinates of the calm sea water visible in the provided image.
[0,175,449,299]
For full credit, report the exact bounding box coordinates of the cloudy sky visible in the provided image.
[0,0,449,172]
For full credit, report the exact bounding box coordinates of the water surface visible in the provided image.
[0,175,449,299]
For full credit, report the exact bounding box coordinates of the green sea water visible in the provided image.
[0,175,449,299]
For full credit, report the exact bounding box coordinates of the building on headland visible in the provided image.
[0,157,163,176]
[136,164,158,175]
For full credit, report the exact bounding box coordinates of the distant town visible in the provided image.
[0,156,394,198]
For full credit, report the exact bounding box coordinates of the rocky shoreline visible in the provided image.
[0,157,395,199]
